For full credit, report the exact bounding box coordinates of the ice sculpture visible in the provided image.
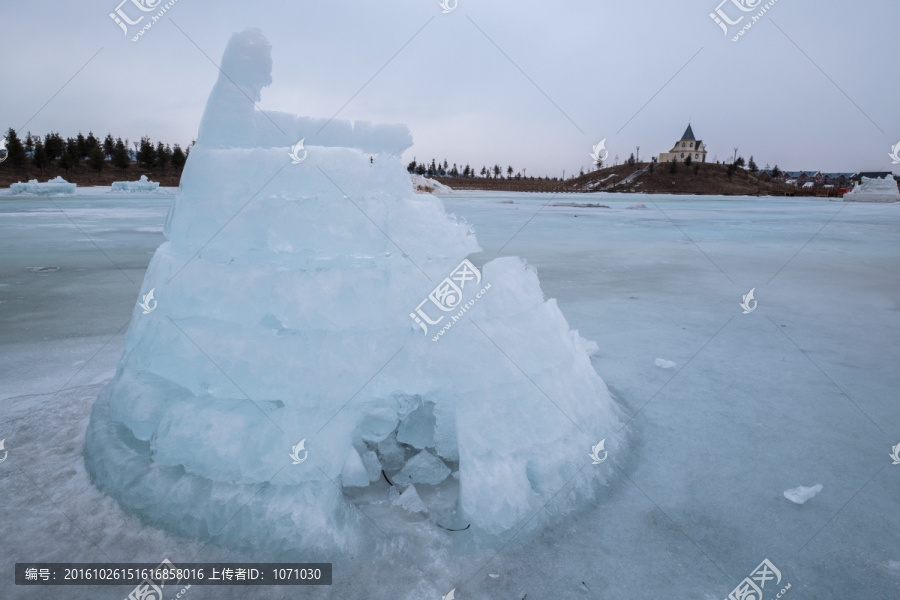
[843,175,900,202]
[84,29,623,558]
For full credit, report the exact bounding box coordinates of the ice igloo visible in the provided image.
[84,29,624,557]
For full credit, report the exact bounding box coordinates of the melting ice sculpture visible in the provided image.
[84,29,623,557]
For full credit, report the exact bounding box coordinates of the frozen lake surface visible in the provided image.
[1,191,898,599]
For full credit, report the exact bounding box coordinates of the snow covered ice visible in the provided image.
[83,29,623,558]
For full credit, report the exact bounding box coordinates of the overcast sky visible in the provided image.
[2,0,897,176]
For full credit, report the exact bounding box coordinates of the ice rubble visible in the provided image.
[783,484,822,505]
[843,175,899,203]
[9,176,76,196]
[111,175,160,193]
[83,29,623,557]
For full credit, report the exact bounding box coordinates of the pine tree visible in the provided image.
[156,141,169,171]
[32,139,48,174]
[66,137,80,168]
[771,165,781,179]
[507,166,513,178]
[44,133,64,162]
[113,138,131,172]
[748,156,758,173]
[88,145,105,173]
[171,144,186,170]
[24,132,35,157]
[137,137,156,169]
[5,129,26,168]
[407,159,417,173]
[76,132,88,160]
[668,158,677,174]
[734,156,746,168]
[103,134,115,159]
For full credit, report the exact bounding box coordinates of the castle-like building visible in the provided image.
[658,124,707,163]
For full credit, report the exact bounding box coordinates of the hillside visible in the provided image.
[436,162,845,197]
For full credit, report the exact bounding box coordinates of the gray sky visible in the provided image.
[2,0,897,176]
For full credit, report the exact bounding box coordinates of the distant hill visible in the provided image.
[436,162,846,197]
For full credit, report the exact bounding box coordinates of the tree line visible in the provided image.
[2,128,191,175]
[407,158,556,181]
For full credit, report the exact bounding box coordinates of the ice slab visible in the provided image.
[112,175,160,193]
[784,483,823,504]
[9,177,76,196]
[394,450,451,486]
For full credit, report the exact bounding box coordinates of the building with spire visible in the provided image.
[658,124,708,164]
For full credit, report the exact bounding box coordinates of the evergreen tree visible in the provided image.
[24,132,35,157]
[171,144,186,170]
[748,156,758,173]
[32,139,48,174]
[734,156,746,168]
[137,136,156,169]
[76,132,87,160]
[156,141,169,171]
[113,138,131,172]
[771,165,781,179]
[44,133,64,162]
[627,153,636,167]
[4,129,26,168]
[684,153,692,167]
[103,134,115,159]
[88,145,105,173]
[507,166,513,178]
[668,158,677,174]
[407,159,417,173]
[480,166,487,178]
[493,164,501,178]
[86,132,100,155]
[66,137,80,167]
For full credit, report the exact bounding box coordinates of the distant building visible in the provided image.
[659,124,707,164]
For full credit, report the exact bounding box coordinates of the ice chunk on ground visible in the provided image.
[784,483,823,504]
[391,484,428,514]
[341,449,370,488]
[394,450,451,486]
[359,408,399,443]
[361,450,383,482]
[111,175,160,193]
[397,402,436,449]
[377,434,407,472]
[655,358,676,369]
[627,202,647,209]
[10,177,76,196]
